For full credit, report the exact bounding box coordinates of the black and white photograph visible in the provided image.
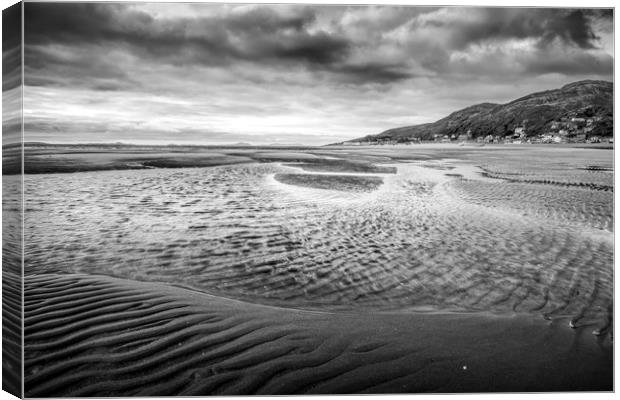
[1,1,615,397]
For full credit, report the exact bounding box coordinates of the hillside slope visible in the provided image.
[350,80,613,142]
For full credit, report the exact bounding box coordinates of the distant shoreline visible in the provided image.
[2,143,613,175]
[3,141,613,150]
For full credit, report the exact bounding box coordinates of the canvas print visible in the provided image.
[2,2,614,397]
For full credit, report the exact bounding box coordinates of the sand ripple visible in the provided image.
[23,159,613,330]
[448,179,613,232]
[24,274,611,396]
[3,175,23,396]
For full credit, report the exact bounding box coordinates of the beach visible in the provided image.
[24,273,611,396]
[14,143,614,395]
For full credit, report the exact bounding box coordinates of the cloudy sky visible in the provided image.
[17,3,614,145]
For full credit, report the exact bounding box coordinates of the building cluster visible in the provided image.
[529,116,609,144]
[348,137,421,145]
[344,116,612,146]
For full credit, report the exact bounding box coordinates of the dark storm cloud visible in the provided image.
[24,3,350,67]
[23,4,613,90]
[24,3,155,45]
[538,10,599,49]
[418,9,543,49]
[25,3,313,45]
[392,7,614,81]
[226,6,317,33]
[3,3,22,91]
[270,32,349,64]
[333,62,414,84]
[24,43,140,90]
[417,8,606,51]
[3,3,21,51]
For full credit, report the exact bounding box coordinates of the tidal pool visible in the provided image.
[23,154,613,333]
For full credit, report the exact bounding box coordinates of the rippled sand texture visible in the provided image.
[24,148,613,335]
[24,274,612,397]
[3,175,22,396]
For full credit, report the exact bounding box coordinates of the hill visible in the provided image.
[348,80,613,143]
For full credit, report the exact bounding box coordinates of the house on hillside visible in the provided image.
[514,127,528,140]
[553,135,565,144]
[540,134,553,143]
[569,134,586,143]
[377,136,396,145]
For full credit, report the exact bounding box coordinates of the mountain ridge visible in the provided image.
[347,80,613,143]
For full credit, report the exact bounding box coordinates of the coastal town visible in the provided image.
[346,116,613,146]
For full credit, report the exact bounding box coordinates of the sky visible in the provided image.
[2,2,21,145]
[10,3,615,145]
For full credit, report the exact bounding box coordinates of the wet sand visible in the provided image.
[9,142,612,175]
[2,174,23,395]
[20,144,613,395]
[25,273,612,396]
[274,173,384,192]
